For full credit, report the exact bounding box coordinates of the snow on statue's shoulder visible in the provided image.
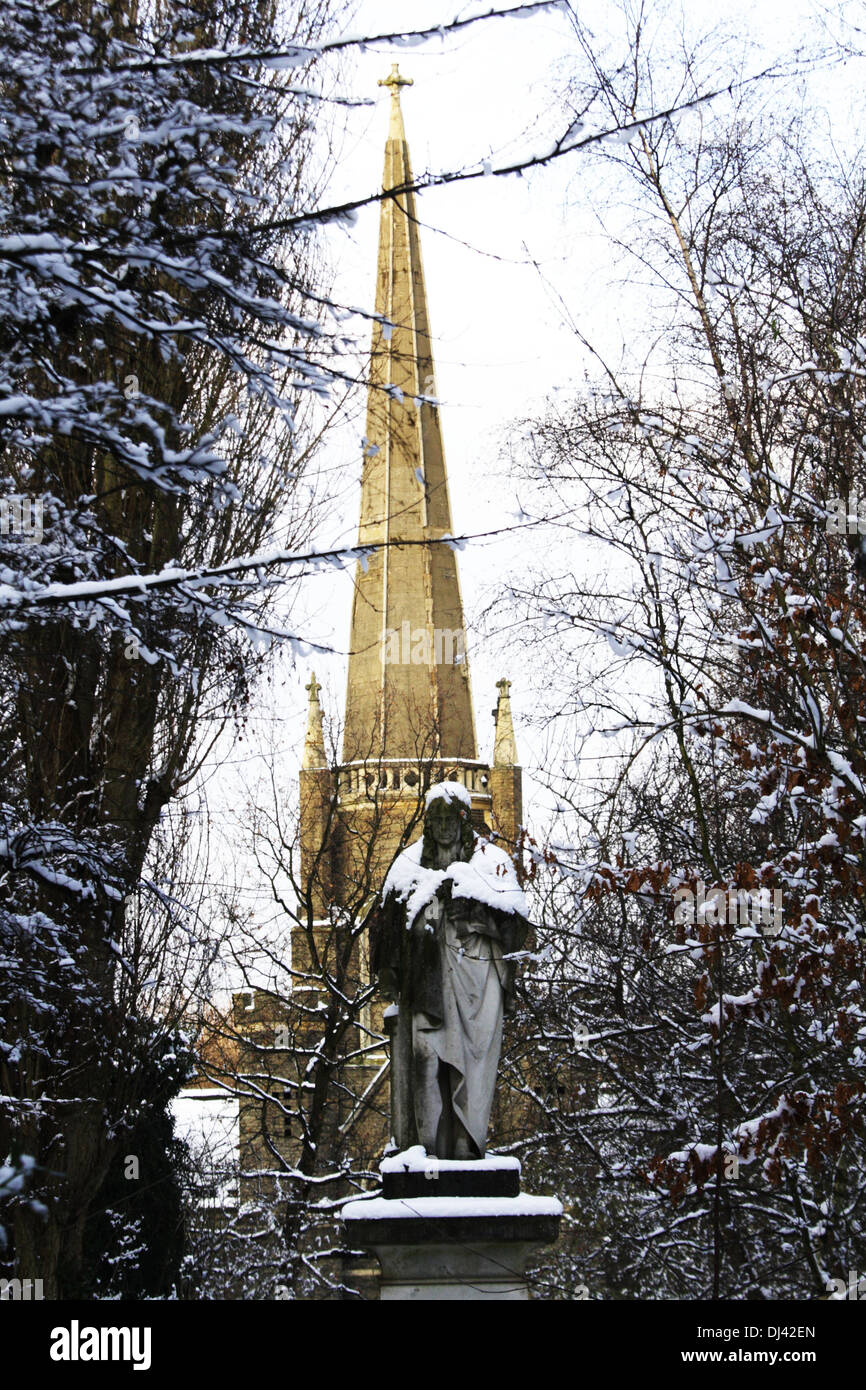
[380,839,444,919]
[380,831,528,919]
[451,838,528,916]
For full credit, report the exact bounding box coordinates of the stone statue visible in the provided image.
[371,782,530,1159]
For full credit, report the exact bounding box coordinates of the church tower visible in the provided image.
[299,65,523,911]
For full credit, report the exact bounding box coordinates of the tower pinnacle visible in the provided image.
[302,673,326,769]
[493,678,519,767]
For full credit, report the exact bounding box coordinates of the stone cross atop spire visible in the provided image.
[378,63,413,107]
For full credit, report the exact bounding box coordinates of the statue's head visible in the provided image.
[420,782,475,866]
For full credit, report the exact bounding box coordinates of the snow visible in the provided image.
[0,1153,36,1194]
[425,780,472,810]
[380,1145,520,1175]
[702,990,761,1026]
[0,537,478,620]
[381,830,528,920]
[344,1193,562,1221]
[171,1089,239,1200]
[826,750,866,795]
[668,1143,722,1164]
[721,698,772,723]
[605,629,633,657]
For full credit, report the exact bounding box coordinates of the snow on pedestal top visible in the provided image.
[343,1193,563,1221]
[380,1145,521,1175]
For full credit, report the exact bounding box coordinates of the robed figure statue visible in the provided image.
[370,782,530,1159]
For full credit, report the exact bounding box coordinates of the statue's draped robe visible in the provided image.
[372,855,529,1157]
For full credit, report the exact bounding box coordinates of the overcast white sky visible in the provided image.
[196,0,863,955]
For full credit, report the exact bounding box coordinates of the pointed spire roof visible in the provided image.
[302,673,326,769]
[493,678,519,766]
[342,70,477,766]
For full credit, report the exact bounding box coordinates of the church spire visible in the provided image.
[342,69,477,766]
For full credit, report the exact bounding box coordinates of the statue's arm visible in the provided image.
[370,892,404,1001]
[501,910,532,1015]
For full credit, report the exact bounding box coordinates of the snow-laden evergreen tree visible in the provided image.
[0,0,343,1297]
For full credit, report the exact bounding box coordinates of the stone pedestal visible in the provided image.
[343,1148,561,1300]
